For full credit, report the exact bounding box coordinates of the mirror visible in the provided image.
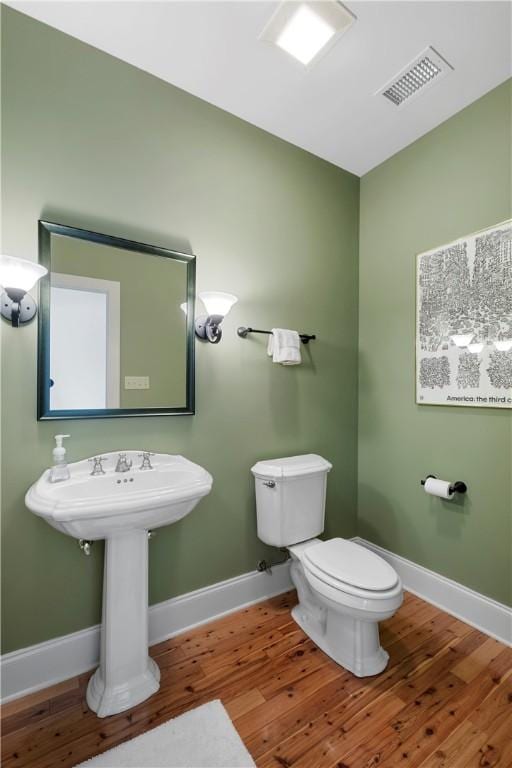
[38,221,195,419]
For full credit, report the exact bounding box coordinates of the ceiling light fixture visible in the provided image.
[260,2,356,68]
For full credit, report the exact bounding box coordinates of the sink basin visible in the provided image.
[26,452,213,539]
[26,451,212,718]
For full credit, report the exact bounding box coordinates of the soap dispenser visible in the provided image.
[50,434,71,483]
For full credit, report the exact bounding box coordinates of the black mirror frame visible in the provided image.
[37,220,196,420]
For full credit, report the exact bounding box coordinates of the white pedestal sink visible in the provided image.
[26,452,212,717]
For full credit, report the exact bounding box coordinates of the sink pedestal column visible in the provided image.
[86,530,160,717]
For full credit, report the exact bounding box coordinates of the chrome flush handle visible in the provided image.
[263,480,276,488]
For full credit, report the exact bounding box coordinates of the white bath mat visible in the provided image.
[74,700,255,767]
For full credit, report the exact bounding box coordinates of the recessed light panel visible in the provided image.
[261,2,356,67]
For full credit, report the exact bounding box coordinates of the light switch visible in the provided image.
[124,376,150,390]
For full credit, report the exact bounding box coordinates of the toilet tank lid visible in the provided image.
[251,454,332,479]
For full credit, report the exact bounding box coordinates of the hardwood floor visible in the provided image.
[1,591,511,767]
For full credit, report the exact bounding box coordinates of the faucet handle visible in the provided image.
[115,452,133,472]
[138,451,155,471]
[89,456,108,476]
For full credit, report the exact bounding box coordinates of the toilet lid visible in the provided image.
[303,538,398,592]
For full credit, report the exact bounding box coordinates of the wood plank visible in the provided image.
[265,626,307,658]
[1,700,51,737]
[416,721,489,768]
[451,637,507,683]
[467,670,512,733]
[0,678,79,721]
[199,625,287,675]
[463,714,512,767]
[223,689,265,720]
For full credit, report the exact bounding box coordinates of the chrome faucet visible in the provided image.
[89,456,108,476]
[138,451,155,471]
[115,453,133,473]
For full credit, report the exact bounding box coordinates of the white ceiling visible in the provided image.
[7,0,512,176]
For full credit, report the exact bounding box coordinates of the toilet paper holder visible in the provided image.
[421,475,467,495]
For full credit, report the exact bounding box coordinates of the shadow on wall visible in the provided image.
[426,490,471,541]
[247,334,317,440]
[357,351,380,440]
[270,364,300,439]
[358,482,471,557]
[357,484,402,549]
[41,206,194,257]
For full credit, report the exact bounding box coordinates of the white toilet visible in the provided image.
[252,454,403,677]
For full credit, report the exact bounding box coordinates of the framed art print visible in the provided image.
[416,219,512,408]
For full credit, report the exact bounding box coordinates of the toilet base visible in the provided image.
[291,604,389,677]
[289,555,393,678]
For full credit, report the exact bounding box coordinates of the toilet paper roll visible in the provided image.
[424,477,454,500]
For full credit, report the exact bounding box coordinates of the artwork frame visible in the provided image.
[416,219,512,409]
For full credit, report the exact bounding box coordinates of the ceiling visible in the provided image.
[6,1,512,176]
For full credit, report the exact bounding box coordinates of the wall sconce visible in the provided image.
[195,292,238,344]
[0,255,48,327]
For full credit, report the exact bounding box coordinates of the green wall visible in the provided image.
[358,80,512,606]
[1,7,360,653]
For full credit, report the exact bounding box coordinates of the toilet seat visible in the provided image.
[301,538,402,601]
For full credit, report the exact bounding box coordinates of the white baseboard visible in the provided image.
[353,537,512,646]
[1,562,292,703]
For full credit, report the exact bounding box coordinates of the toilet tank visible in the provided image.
[251,454,332,547]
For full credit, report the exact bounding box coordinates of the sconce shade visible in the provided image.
[198,291,238,317]
[0,255,47,292]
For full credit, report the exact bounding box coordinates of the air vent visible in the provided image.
[378,47,453,107]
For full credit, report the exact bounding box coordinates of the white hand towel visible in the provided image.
[267,328,302,365]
